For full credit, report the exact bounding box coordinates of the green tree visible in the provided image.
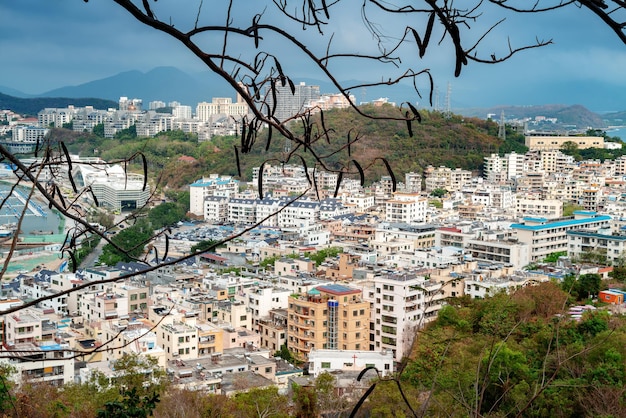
[164,189,191,212]
[93,123,105,137]
[148,201,187,229]
[544,251,567,263]
[561,140,582,160]
[292,383,318,418]
[577,273,602,300]
[99,219,153,265]
[430,188,448,198]
[0,364,16,415]
[232,387,290,418]
[115,124,137,139]
[190,239,220,254]
[307,247,343,266]
[563,202,584,217]
[97,388,160,418]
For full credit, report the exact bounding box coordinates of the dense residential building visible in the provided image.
[567,229,626,264]
[424,166,472,192]
[287,284,370,360]
[511,211,612,261]
[385,192,427,223]
[363,272,444,360]
[189,175,240,216]
[466,237,530,269]
[196,95,249,120]
[516,198,563,219]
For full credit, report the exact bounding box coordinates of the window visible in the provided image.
[178,337,184,343]
[139,293,147,299]
[130,294,138,301]
[321,362,331,369]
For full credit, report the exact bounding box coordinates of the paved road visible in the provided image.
[78,234,106,269]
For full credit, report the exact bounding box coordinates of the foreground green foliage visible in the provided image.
[402,283,626,417]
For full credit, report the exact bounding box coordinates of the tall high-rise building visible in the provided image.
[265,82,320,122]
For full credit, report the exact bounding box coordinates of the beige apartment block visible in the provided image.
[287,284,370,360]
[516,198,563,219]
[525,135,604,151]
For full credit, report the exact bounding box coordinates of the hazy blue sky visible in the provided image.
[1,1,626,110]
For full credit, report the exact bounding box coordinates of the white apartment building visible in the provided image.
[341,193,376,213]
[516,198,563,219]
[277,200,320,227]
[265,82,320,122]
[466,238,530,269]
[204,195,230,223]
[135,112,173,137]
[189,175,240,216]
[567,229,626,265]
[196,96,249,121]
[375,222,437,250]
[404,172,422,193]
[101,321,167,368]
[385,192,427,223]
[511,211,612,261]
[11,125,49,143]
[255,197,287,227]
[363,273,444,360]
[435,226,476,248]
[37,107,75,128]
[484,153,526,182]
[173,105,192,119]
[308,349,394,378]
[424,166,472,192]
[82,291,129,322]
[228,198,258,225]
[471,187,515,210]
[247,286,291,328]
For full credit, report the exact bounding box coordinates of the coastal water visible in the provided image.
[606,127,626,142]
[0,182,63,235]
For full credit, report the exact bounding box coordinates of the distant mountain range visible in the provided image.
[0,66,624,129]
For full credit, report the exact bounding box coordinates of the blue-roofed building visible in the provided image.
[567,229,626,265]
[511,211,611,261]
[189,174,239,217]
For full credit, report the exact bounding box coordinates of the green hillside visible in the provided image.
[0,92,117,116]
[57,105,522,190]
